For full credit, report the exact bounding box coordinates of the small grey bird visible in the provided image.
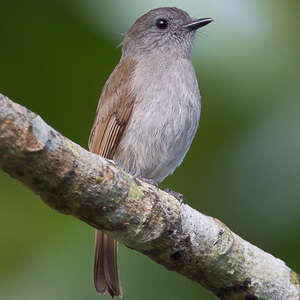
[89,7,212,297]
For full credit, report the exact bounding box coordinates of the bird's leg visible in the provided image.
[164,189,184,204]
[134,175,159,188]
[134,176,184,204]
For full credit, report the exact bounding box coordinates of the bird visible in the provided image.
[88,7,212,297]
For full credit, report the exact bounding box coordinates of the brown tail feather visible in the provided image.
[94,230,122,298]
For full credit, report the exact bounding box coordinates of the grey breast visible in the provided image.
[114,54,201,182]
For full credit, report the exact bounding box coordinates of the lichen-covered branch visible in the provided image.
[0,93,299,300]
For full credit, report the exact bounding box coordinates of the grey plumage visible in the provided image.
[89,7,212,297]
[115,53,200,182]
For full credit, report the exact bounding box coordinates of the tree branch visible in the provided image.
[0,93,299,300]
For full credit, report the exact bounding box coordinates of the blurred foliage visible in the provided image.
[1,1,300,299]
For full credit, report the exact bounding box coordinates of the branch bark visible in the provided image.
[0,93,299,300]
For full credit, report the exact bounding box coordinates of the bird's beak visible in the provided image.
[183,18,213,31]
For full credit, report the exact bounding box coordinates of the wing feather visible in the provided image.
[89,58,136,159]
[89,58,137,297]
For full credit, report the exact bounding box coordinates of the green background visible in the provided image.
[1,1,300,299]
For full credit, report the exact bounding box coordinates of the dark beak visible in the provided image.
[183,18,213,31]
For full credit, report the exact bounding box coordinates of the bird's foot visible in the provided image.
[164,189,184,205]
[134,175,158,187]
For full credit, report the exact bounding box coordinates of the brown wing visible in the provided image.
[88,58,136,297]
[89,58,137,159]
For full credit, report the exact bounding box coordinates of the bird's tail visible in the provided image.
[94,230,122,298]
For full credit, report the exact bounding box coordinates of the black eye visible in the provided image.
[156,18,168,29]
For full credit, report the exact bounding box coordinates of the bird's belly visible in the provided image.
[114,96,200,182]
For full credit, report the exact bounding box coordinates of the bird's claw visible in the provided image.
[134,175,158,187]
[164,189,184,204]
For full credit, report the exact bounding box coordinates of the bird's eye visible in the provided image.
[156,18,168,29]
